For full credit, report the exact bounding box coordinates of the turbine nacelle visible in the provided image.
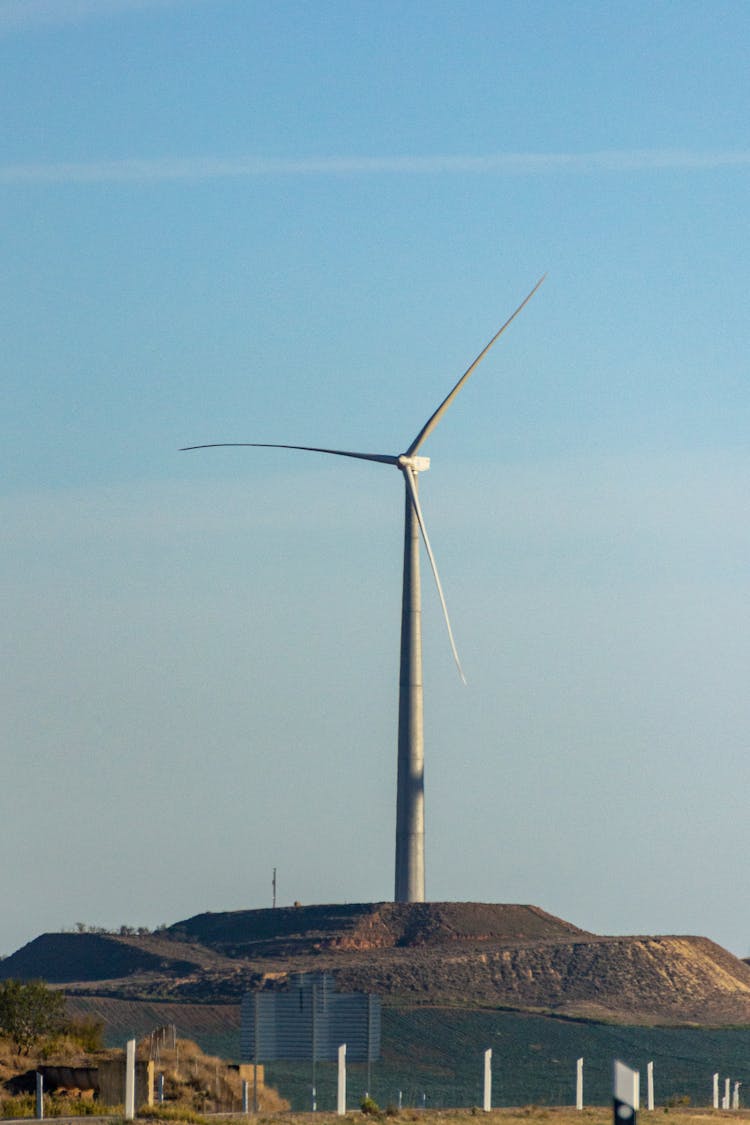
[398,454,430,474]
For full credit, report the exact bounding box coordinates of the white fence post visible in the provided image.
[614,1060,638,1125]
[337,1044,346,1116]
[733,1081,741,1110]
[483,1048,492,1112]
[125,1039,136,1121]
[724,1078,731,1109]
[35,1072,44,1120]
[576,1057,584,1110]
[713,1073,720,1109]
[646,1061,654,1111]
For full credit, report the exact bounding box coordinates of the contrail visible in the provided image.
[1,149,749,185]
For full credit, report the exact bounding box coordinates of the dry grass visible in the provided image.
[256,1112,750,1125]
[132,1110,750,1125]
[0,1034,288,1118]
[144,1038,288,1114]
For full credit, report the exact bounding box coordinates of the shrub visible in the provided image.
[0,980,66,1054]
[361,1095,381,1115]
[138,1109,210,1125]
[1,1094,35,1118]
[67,1014,105,1052]
[0,1094,107,1119]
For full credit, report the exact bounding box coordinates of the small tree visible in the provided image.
[0,979,66,1054]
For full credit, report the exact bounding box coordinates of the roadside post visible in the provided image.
[576,1057,584,1110]
[35,1072,43,1120]
[483,1048,492,1112]
[646,1062,654,1111]
[713,1073,719,1109]
[614,1060,638,1125]
[337,1044,346,1116]
[125,1038,136,1121]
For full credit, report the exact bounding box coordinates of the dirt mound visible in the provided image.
[0,931,236,985]
[168,901,589,957]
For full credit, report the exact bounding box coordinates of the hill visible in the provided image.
[5,902,750,1026]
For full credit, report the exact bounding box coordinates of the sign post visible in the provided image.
[614,1060,638,1125]
[576,1058,584,1110]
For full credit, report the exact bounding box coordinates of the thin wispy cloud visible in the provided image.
[0,0,198,34]
[1,149,749,185]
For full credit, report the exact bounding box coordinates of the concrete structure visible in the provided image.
[98,1056,154,1109]
[183,278,544,903]
[241,971,380,1064]
[237,1063,265,1089]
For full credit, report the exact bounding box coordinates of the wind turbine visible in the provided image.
[182,276,545,903]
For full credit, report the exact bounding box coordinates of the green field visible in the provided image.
[114,1008,750,1113]
[262,1010,750,1112]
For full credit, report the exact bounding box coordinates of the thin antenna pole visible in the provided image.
[272,868,277,909]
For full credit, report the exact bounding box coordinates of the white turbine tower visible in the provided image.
[183,276,545,903]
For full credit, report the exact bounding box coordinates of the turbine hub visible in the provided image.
[398,454,430,473]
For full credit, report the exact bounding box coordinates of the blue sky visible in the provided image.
[3,0,750,960]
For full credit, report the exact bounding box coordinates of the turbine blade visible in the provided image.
[180,442,399,466]
[403,465,467,685]
[406,274,546,455]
